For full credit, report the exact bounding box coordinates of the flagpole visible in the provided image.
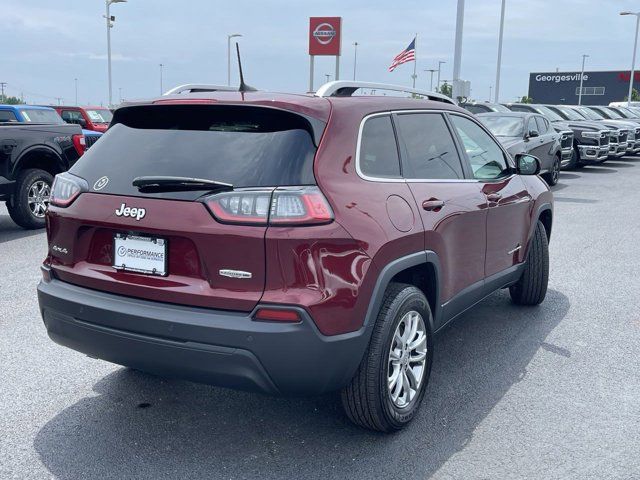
[412,33,418,88]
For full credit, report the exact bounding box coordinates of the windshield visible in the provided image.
[555,106,586,121]
[19,108,64,124]
[85,109,113,123]
[479,116,524,137]
[601,107,623,119]
[578,107,604,120]
[619,107,639,118]
[536,106,563,122]
[70,104,318,200]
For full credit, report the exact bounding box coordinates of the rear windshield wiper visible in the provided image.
[132,176,233,193]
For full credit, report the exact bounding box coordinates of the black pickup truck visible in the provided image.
[0,122,84,229]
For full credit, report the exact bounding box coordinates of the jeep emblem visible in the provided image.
[115,203,146,221]
[93,176,109,191]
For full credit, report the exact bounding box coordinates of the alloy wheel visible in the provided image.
[27,180,51,218]
[387,310,428,408]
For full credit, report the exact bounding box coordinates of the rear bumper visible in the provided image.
[37,278,370,396]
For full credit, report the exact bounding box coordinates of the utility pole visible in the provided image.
[353,42,358,80]
[578,54,589,105]
[159,63,164,95]
[437,61,446,92]
[118,87,123,103]
[55,97,63,106]
[104,0,127,108]
[424,69,437,91]
[325,74,331,83]
[495,0,506,102]
[74,78,78,106]
[0,82,6,102]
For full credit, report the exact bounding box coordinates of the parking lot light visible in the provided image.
[105,0,127,108]
[620,11,640,107]
[227,34,242,86]
[578,54,589,106]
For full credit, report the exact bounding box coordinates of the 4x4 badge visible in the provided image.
[93,176,109,191]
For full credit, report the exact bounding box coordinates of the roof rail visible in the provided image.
[314,81,455,105]
[163,84,240,95]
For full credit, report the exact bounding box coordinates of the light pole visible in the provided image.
[424,69,437,91]
[105,0,126,108]
[325,74,332,83]
[159,63,164,94]
[353,42,358,81]
[621,11,640,106]
[578,54,589,105]
[118,87,123,103]
[437,61,446,92]
[495,0,506,102]
[489,85,493,102]
[74,78,78,106]
[227,33,242,86]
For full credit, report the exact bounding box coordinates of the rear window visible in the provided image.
[70,105,319,199]
[19,108,64,124]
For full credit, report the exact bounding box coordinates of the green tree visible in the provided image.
[623,88,640,102]
[439,81,452,98]
[519,95,533,104]
[0,95,24,105]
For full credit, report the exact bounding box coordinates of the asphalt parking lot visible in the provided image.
[1,158,640,480]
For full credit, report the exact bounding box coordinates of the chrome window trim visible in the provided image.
[355,109,517,184]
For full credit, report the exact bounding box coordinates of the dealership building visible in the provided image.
[528,70,640,105]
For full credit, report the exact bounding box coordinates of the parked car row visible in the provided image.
[0,104,107,228]
[461,101,640,181]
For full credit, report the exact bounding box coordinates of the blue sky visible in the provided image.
[3,0,640,105]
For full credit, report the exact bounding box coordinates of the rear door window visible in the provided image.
[70,105,320,200]
[395,112,464,179]
[535,116,548,134]
[358,115,401,178]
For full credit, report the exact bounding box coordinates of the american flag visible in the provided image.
[388,38,416,72]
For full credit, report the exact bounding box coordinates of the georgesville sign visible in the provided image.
[309,17,342,56]
[528,70,640,105]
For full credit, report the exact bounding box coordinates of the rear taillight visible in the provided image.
[72,134,86,156]
[205,187,333,226]
[50,172,88,207]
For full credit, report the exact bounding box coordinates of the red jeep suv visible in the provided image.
[37,82,552,432]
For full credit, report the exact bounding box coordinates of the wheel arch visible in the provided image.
[537,204,553,241]
[363,251,442,332]
[12,146,65,179]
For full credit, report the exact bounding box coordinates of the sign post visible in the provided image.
[309,17,342,93]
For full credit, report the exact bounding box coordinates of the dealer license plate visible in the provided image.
[113,234,167,276]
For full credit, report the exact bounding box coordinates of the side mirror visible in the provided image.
[515,153,541,176]
[527,130,539,139]
[77,118,87,127]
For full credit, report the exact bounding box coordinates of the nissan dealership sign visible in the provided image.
[309,17,342,56]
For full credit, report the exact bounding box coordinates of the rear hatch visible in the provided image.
[46,103,324,311]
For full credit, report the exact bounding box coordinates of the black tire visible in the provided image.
[341,283,434,432]
[566,146,580,169]
[7,168,53,230]
[544,155,561,186]
[510,220,549,305]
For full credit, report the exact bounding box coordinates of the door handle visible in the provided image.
[486,193,502,202]
[422,199,445,212]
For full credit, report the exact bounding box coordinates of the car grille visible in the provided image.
[619,131,628,143]
[600,132,610,146]
[85,135,100,149]
[560,133,573,149]
[609,132,618,143]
